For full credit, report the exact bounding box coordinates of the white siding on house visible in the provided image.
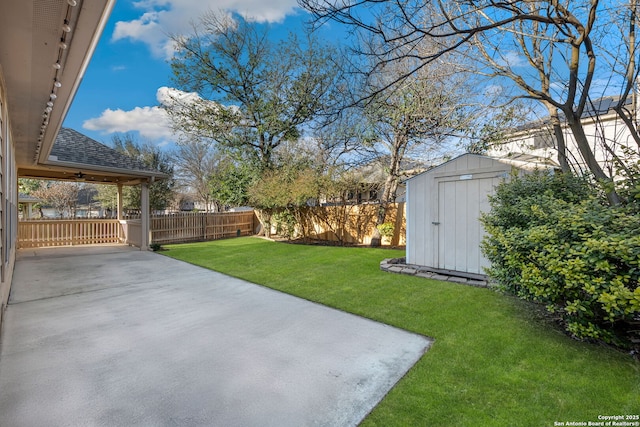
[489,112,638,176]
[0,71,16,322]
[406,154,520,276]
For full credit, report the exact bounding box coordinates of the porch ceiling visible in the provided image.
[0,0,115,172]
[19,165,159,186]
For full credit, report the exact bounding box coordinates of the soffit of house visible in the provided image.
[494,153,559,170]
[0,0,115,170]
[18,128,169,185]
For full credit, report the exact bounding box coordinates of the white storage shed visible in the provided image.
[406,154,538,278]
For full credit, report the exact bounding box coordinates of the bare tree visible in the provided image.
[607,0,640,149]
[300,0,640,204]
[172,137,221,212]
[362,56,474,245]
[33,181,80,218]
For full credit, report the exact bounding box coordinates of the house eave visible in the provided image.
[0,0,117,169]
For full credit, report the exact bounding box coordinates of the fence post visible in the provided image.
[201,212,206,240]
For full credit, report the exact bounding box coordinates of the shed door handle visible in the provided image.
[432,222,440,225]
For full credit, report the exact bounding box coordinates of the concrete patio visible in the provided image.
[0,245,431,426]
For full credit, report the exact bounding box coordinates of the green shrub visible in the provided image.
[482,171,640,349]
[272,209,297,240]
[376,222,395,238]
[614,147,640,213]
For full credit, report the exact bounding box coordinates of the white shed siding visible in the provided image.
[406,154,520,276]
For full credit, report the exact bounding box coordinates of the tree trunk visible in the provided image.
[565,115,621,205]
[370,204,386,247]
[255,209,272,238]
[543,102,570,173]
[371,138,403,247]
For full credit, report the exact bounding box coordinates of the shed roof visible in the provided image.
[405,153,556,182]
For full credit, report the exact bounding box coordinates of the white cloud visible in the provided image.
[83,106,173,141]
[82,87,207,142]
[156,86,202,107]
[112,0,300,59]
[484,84,503,96]
[497,51,526,68]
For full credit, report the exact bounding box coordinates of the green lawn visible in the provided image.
[162,237,640,426]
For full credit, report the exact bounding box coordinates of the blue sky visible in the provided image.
[64,0,335,148]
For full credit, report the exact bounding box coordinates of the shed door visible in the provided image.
[436,177,500,274]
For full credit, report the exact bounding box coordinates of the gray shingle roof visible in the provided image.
[50,128,157,173]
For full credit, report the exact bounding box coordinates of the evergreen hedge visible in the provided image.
[482,171,640,350]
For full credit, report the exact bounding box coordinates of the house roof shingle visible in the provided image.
[17,127,168,184]
[50,128,158,173]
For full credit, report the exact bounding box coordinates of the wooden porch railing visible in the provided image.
[18,219,123,248]
[17,211,257,248]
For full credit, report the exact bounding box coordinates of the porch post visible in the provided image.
[140,181,150,251]
[116,184,123,220]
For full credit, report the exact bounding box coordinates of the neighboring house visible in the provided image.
[488,96,637,176]
[0,2,167,328]
[193,201,219,212]
[179,199,196,212]
[324,157,428,205]
[405,153,553,278]
[18,194,42,219]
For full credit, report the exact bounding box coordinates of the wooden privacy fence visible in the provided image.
[151,211,256,245]
[306,203,405,246]
[268,203,406,246]
[18,219,123,248]
[17,206,403,248]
